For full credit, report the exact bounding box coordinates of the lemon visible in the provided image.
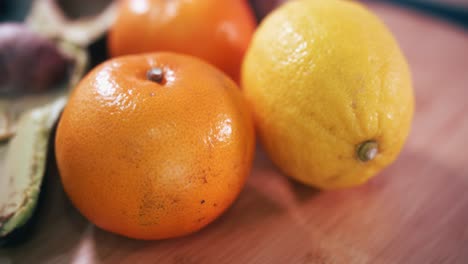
[242,0,414,189]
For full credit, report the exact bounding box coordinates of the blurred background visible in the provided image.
[1,0,468,28]
[1,0,466,69]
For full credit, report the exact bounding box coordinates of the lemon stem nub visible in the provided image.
[147,67,164,83]
[357,141,378,162]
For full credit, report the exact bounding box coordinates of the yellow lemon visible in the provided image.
[242,0,414,189]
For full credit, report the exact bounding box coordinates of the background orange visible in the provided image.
[108,0,256,82]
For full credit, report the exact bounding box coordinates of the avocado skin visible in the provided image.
[0,108,62,247]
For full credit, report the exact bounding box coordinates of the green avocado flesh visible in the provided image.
[0,98,66,238]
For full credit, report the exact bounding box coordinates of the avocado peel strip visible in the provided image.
[0,97,66,238]
[0,98,66,239]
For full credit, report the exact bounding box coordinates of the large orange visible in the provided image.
[55,52,255,240]
[108,0,256,82]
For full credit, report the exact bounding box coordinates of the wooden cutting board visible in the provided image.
[1,2,468,263]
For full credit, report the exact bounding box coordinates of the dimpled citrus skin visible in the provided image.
[55,53,255,240]
[242,0,414,189]
[108,0,256,82]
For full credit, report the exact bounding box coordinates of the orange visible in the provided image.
[55,52,255,240]
[108,0,256,82]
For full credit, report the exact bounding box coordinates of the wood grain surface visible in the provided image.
[1,2,468,263]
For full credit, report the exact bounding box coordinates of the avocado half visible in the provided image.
[0,98,66,242]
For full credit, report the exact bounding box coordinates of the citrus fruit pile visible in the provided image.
[55,0,414,240]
